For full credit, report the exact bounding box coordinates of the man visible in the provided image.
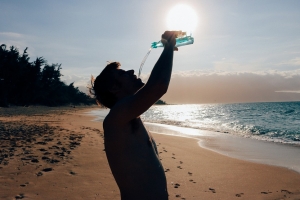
[91,31,180,200]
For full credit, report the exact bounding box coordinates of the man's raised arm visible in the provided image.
[108,31,180,123]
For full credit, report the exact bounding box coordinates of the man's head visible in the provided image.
[91,62,144,108]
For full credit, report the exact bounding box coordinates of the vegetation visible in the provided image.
[0,44,94,107]
[155,99,167,105]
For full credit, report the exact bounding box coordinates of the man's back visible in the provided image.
[104,116,168,200]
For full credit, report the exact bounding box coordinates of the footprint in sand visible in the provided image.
[49,159,59,164]
[31,158,39,163]
[36,141,47,145]
[36,172,43,176]
[50,145,60,149]
[38,148,47,152]
[235,193,244,197]
[70,171,76,175]
[189,179,196,183]
[42,156,50,161]
[21,157,32,161]
[15,193,25,199]
[42,167,53,172]
[281,189,292,194]
[261,191,272,194]
[209,188,216,193]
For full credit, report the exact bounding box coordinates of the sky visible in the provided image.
[1,0,300,104]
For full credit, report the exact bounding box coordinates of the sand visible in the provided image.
[0,106,300,200]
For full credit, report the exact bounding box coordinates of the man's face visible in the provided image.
[113,69,145,95]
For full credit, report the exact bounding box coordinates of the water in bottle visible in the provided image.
[138,32,194,78]
[151,33,194,48]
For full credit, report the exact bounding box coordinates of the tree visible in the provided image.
[0,45,94,107]
[155,99,167,105]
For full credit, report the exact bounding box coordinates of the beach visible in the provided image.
[1,107,300,200]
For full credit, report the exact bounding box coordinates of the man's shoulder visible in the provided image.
[103,106,126,128]
[104,99,135,125]
[103,108,133,140]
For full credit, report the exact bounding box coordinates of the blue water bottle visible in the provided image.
[151,32,194,48]
[138,32,194,77]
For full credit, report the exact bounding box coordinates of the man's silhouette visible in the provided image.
[91,31,180,200]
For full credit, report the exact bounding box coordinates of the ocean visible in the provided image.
[141,101,300,145]
[87,101,300,172]
[89,101,300,145]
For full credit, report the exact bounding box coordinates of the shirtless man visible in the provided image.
[92,31,180,200]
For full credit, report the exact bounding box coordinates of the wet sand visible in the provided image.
[145,122,300,173]
[1,106,300,199]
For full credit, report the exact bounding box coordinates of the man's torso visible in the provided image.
[104,117,168,199]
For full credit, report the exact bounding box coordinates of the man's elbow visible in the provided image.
[144,82,169,97]
[152,83,168,96]
[161,85,168,95]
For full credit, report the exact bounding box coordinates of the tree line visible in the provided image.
[0,44,94,107]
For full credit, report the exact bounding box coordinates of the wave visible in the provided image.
[87,102,300,145]
[141,118,300,145]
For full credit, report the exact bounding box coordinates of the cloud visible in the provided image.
[211,49,300,71]
[213,59,264,71]
[0,32,36,57]
[60,69,300,103]
[0,32,23,38]
[277,57,300,66]
[161,70,300,104]
[61,74,91,94]
[275,90,300,94]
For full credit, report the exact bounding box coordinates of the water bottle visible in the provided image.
[151,33,194,48]
[138,32,195,77]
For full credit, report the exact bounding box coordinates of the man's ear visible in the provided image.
[108,83,121,95]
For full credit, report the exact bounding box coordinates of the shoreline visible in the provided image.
[152,133,300,199]
[145,122,300,174]
[86,107,300,145]
[1,106,300,199]
[86,108,300,174]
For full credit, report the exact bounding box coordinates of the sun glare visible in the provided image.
[166,4,198,35]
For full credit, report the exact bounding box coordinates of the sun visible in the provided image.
[166,4,198,35]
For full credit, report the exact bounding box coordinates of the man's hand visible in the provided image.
[161,31,183,51]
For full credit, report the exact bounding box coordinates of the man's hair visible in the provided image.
[90,62,121,108]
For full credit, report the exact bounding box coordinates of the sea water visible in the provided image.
[87,101,300,172]
[88,101,300,145]
[142,102,300,145]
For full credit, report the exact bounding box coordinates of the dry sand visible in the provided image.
[0,106,299,200]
